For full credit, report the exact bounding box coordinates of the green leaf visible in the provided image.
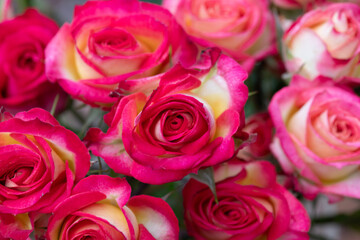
[189,167,218,203]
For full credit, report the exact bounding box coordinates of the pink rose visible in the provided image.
[283,3,360,84]
[47,175,179,240]
[163,0,276,72]
[183,159,310,240]
[0,108,90,215]
[270,75,360,200]
[46,0,197,108]
[85,49,248,184]
[240,112,273,158]
[0,9,66,113]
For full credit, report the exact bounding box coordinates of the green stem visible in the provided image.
[50,94,60,116]
[97,157,103,174]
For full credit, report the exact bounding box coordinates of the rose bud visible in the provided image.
[270,75,360,200]
[163,0,277,72]
[0,9,66,113]
[183,159,310,240]
[85,49,249,184]
[45,0,197,108]
[47,175,179,240]
[283,3,360,84]
[0,108,90,238]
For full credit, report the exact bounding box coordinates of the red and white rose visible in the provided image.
[85,49,248,184]
[47,175,179,240]
[270,76,360,200]
[0,108,90,238]
[46,0,197,108]
[283,3,360,84]
[183,159,310,240]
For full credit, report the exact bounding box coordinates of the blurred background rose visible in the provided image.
[282,3,360,85]
[162,0,277,72]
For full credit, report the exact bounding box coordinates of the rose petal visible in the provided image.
[127,195,179,240]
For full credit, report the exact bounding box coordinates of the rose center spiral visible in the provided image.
[1,167,33,189]
[197,1,242,19]
[168,115,183,130]
[161,110,194,139]
[18,51,38,70]
[91,28,139,57]
[331,118,355,141]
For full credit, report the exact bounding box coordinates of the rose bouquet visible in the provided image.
[1,0,360,239]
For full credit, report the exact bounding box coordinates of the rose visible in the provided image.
[163,0,276,72]
[183,159,310,240]
[238,112,273,158]
[269,75,360,200]
[0,8,66,113]
[85,49,248,184]
[0,108,90,215]
[283,3,360,84]
[0,108,90,239]
[47,175,179,240]
[45,0,197,108]
[184,160,310,240]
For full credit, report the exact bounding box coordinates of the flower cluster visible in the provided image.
[3,0,360,239]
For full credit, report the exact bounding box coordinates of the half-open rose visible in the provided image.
[85,49,248,184]
[47,175,179,240]
[46,0,197,108]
